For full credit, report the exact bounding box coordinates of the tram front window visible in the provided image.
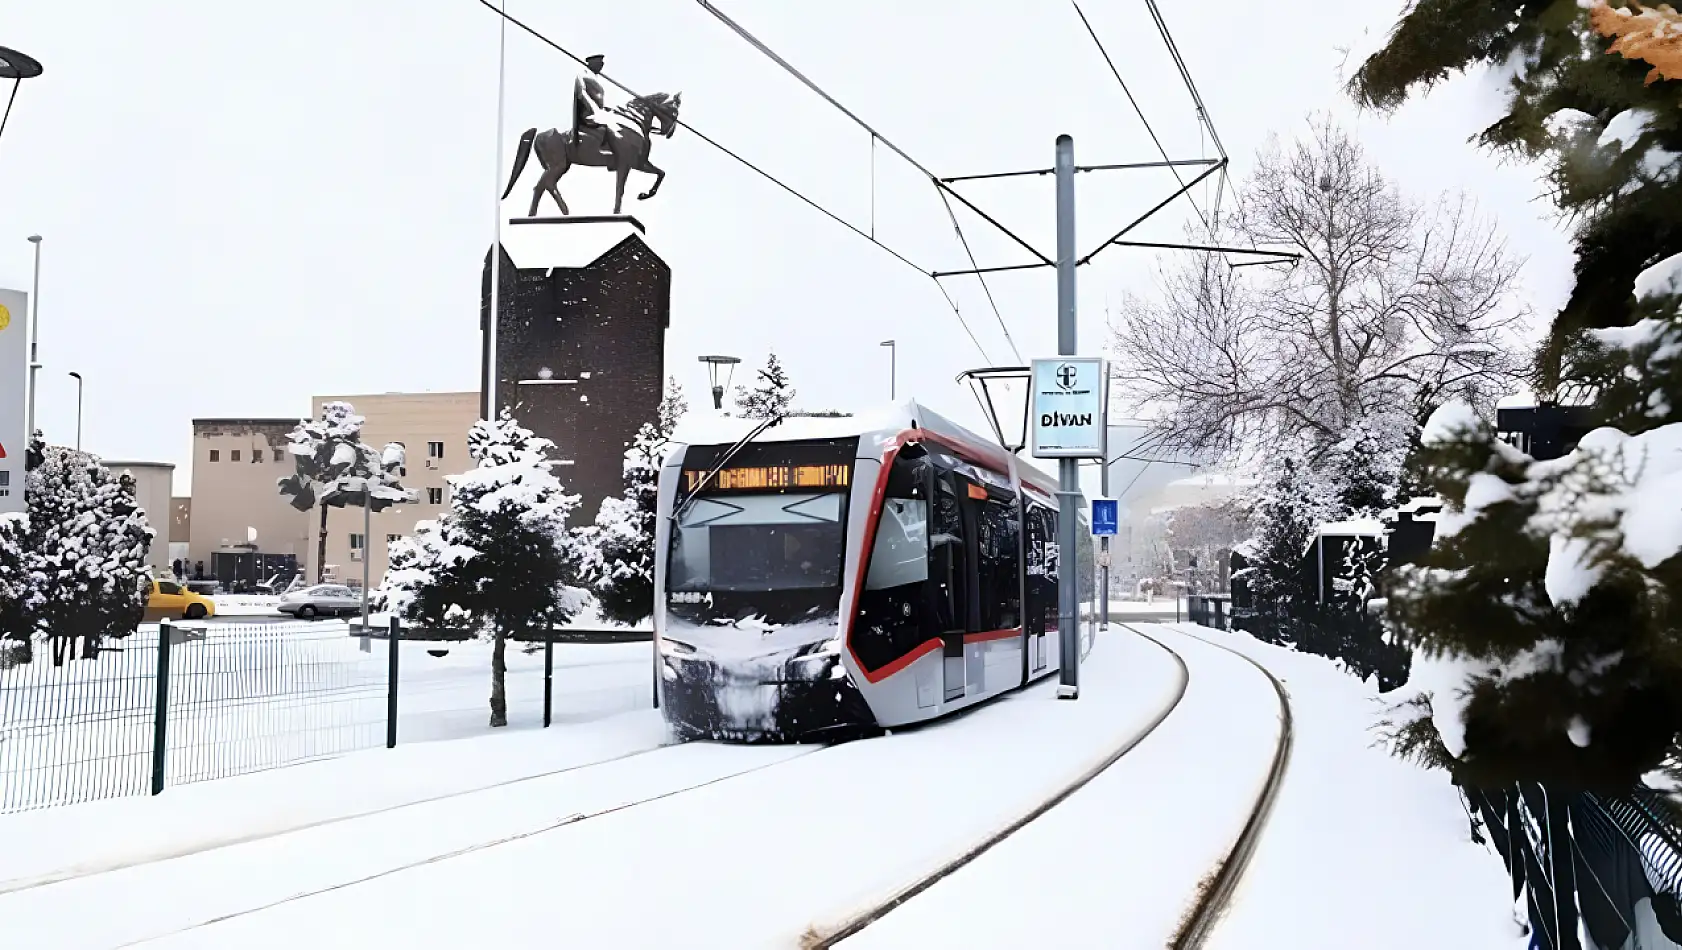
[670,492,846,592]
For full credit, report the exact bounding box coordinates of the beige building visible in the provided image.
[308,392,479,588]
[188,418,311,577]
[99,459,175,577]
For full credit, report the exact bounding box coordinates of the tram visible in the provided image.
[653,401,1095,741]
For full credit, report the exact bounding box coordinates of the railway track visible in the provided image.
[806,623,1292,949]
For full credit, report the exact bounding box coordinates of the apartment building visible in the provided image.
[188,418,310,577]
[307,392,479,587]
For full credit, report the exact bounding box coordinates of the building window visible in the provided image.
[209,450,219,462]
[428,487,444,505]
[349,534,364,550]
[428,441,444,459]
[252,450,264,463]
[230,450,241,463]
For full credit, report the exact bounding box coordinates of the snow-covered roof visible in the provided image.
[1317,519,1387,537]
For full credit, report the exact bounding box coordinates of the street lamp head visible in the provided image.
[26,235,41,244]
[68,371,81,380]
[880,340,894,347]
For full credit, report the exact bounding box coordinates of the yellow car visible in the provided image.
[144,578,217,621]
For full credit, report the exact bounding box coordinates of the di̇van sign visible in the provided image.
[1029,357,1105,460]
[0,289,25,516]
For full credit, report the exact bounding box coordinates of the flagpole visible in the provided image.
[487,0,508,423]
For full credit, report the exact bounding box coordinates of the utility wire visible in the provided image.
[692,0,1029,357]
[470,0,993,362]
[1144,0,1226,161]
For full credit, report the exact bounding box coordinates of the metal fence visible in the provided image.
[0,620,394,814]
[1466,782,1682,949]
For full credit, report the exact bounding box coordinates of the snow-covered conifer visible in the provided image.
[24,446,154,663]
[277,402,407,582]
[734,352,795,420]
[575,377,687,625]
[0,513,37,667]
[374,413,581,727]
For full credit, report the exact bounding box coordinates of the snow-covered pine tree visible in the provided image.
[0,512,37,667]
[576,377,688,626]
[277,402,405,583]
[374,413,582,727]
[24,445,155,664]
[734,351,795,420]
[1358,0,1682,791]
[1241,453,1329,631]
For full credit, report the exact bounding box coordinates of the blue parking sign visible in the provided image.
[1090,498,1118,536]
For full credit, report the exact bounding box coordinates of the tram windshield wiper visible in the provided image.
[670,413,785,523]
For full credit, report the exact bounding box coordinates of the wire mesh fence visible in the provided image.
[0,621,390,815]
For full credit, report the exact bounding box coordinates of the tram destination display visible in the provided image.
[682,463,851,493]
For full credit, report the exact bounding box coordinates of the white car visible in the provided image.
[277,584,362,619]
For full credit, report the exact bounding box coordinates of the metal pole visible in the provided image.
[1055,135,1080,701]
[543,634,554,727]
[151,621,173,794]
[485,0,508,423]
[25,235,40,441]
[888,341,896,400]
[360,492,371,633]
[69,372,81,451]
[386,616,400,748]
[1100,378,1110,633]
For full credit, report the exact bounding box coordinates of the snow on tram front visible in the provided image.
[653,402,1079,742]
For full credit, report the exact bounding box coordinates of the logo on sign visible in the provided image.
[1056,364,1078,389]
[0,303,10,334]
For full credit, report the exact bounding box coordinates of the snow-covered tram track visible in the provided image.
[803,628,1194,948]
[1159,624,1294,950]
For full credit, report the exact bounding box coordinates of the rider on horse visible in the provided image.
[573,54,616,164]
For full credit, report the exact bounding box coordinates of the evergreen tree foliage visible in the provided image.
[1357,0,1682,790]
[277,402,406,582]
[575,378,688,626]
[374,413,582,727]
[1242,453,1331,617]
[0,513,37,667]
[734,351,795,420]
[1350,0,1682,386]
[24,445,155,664]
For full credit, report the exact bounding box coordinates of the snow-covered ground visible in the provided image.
[0,629,1206,949]
[0,622,1524,948]
[1,623,653,814]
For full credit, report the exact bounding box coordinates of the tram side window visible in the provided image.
[975,496,1021,630]
[853,450,933,674]
[866,497,928,590]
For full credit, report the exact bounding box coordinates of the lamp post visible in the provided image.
[880,340,896,401]
[698,354,741,411]
[67,371,81,450]
[25,234,40,441]
[0,46,44,148]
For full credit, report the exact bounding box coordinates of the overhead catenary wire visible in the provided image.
[935,186,1023,364]
[470,0,993,362]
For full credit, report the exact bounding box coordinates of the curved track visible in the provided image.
[811,623,1292,949]
[1157,624,1294,949]
[804,627,1193,948]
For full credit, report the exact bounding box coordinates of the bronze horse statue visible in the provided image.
[501,91,682,217]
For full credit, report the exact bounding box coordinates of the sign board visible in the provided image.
[1029,357,1105,459]
[0,290,26,516]
[1090,497,1118,536]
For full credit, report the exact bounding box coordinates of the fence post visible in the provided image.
[543,632,554,728]
[151,621,174,795]
[386,616,400,749]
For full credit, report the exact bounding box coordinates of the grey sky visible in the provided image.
[0,1,1574,497]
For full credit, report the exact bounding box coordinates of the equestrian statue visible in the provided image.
[501,53,682,217]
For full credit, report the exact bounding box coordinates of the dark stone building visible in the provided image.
[480,230,671,523]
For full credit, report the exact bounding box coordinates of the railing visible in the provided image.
[1465,782,1682,948]
[1185,595,1232,631]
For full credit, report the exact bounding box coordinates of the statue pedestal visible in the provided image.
[481,215,671,522]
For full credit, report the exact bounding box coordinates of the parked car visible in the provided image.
[277,584,363,619]
[144,578,217,622]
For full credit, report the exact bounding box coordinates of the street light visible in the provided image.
[0,46,44,146]
[697,354,740,411]
[880,340,895,401]
[25,234,40,440]
[67,371,81,450]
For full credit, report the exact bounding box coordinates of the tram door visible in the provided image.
[931,471,979,701]
[1024,505,1054,674]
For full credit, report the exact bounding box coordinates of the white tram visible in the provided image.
[654,401,1096,741]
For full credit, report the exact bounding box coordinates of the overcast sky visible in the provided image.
[0,0,1575,496]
